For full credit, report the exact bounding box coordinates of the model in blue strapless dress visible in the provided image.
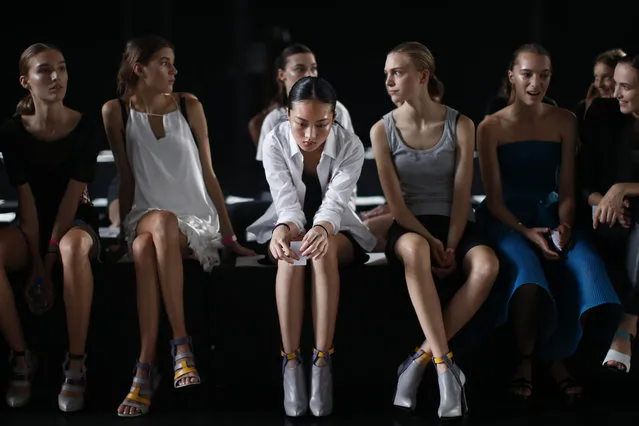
[475,140,621,360]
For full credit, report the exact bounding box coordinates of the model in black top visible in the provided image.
[0,43,100,413]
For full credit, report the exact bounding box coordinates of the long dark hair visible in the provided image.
[17,43,62,115]
[117,35,174,97]
[287,76,341,129]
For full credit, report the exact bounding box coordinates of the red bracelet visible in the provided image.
[49,238,59,247]
[222,235,237,245]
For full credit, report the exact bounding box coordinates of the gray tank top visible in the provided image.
[383,106,474,221]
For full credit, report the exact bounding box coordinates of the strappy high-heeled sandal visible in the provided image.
[171,336,201,389]
[393,346,431,411]
[433,352,468,419]
[309,347,334,417]
[509,353,533,402]
[58,352,87,412]
[281,348,308,417]
[6,350,37,408]
[117,361,160,418]
[602,330,634,373]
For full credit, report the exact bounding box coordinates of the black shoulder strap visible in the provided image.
[118,98,128,129]
[118,98,128,153]
[178,93,198,150]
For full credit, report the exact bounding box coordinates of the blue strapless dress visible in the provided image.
[475,141,621,359]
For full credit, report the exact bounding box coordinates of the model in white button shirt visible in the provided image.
[246,76,375,417]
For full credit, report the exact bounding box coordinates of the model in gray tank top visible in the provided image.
[382,106,475,221]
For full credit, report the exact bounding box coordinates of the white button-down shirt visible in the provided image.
[246,121,376,252]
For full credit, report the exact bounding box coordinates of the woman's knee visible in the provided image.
[131,232,155,262]
[59,229,93,263]
[466,246,500,285]
[396,233,431,268]
[145,211,180,241]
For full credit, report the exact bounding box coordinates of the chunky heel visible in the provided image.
[6,350,36,408]
[309,347,334,417]
[281,348,308,417]
[58,352,87,413]
[393,347,430,410]
[433,352,467,419]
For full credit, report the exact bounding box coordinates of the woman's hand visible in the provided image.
[300,226,330,260]
[269,225,299,264]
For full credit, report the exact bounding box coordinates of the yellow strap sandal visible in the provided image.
[117,361,160,418]
[171,336,201,389]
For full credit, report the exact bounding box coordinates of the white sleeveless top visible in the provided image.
[123,98,222,271]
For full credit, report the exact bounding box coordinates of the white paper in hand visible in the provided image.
[551,229,562,252]
[289,241,307,266]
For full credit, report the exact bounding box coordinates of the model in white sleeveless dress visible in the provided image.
[123,97,222,271]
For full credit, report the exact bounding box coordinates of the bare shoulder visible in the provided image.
[456,114,475,132]
[477,112,501,134]
[174,92,201,109]
[102,98,122,117]
[369,119,386,141]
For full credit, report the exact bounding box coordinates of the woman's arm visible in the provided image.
[557,110,577,226]
[476,117,528,234]
[16,185,43,269]
[183,94,240,241]
[446,115,475,250]
[102,99,135,239]
[312,134,365,235]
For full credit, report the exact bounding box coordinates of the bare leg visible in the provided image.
[0,228,30,395]
[509,284,539,398]
[276,259,305,362]
[364,213,393,252]
[395,233,449,370]
[137,211,196,387]
[118,232,161,416]
[309,234,353,363]
[419,245,498,354]
[58,227,95,398]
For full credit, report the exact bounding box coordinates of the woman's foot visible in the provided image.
[6,350,35,408]
[603,331,634,373]
[58,353,87,412]
[171,336,200,388]
[117,362,158,417]
[509,354,533,400]
[550,360,582,404]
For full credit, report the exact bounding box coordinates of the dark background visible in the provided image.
[1,1,638,196]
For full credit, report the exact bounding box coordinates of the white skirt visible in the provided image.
[124,208,222,272]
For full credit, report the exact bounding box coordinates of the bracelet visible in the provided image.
[313,224,329,237]
[273,223,291,232]
[222,234,237,245]
[49,238,59,247]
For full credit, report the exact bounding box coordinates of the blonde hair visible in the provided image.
[389,41,444,100]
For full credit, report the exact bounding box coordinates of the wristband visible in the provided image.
[313,224,329,237]
[222,234,237,245]
[273,223,291,232]
[49,238,59,247]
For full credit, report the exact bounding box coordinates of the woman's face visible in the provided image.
[593,62,615,98]
[508,52,552,106]
[135,47,178,93]
[614,62,639,117]
[288,99,334,153]
[279,53,318,96]
[384,52,425,105]
[20,49,68,105]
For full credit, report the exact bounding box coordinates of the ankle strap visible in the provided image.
[433,351,454,365]
[10,350,26,357]
[170,336,192,357]
[281,348,301,373]
[67,352,86,361]
[616,331,635,341]
[312,347,334,366]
